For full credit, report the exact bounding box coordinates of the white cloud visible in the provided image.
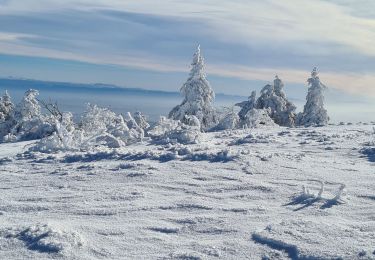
[1,38,374,97]
[0,0,374,97]
[2,0,373,56]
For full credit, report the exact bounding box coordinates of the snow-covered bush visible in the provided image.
[2,89,53,142]
[297,68,329,126]
[133,111,150,130]
[255,76,296,127]
[32,104,146,152]
[148,116,200,144]
[241,108,277,128]
[168,45,218,131]
[31,112,84,152]
[213,108,240,131]
[235,91,256,121]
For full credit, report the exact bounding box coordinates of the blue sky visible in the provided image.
[0,0,374,103]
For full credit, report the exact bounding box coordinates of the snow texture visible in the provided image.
[1,123,374,259]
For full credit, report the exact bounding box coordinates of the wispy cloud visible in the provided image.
[0,0,374,97]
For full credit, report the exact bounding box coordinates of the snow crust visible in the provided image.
[0,123,374,259]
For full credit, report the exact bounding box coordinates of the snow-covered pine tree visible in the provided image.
[14,89,41,121]
[168,45,217,131]
[0,90,14,121]
[0,90,15,139]
[255,76,296,127]
[235,90,256,120]
[297,68,329,126]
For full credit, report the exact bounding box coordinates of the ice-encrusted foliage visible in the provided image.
[235,91,256,121]
[2,89,53,142]
[133,111,150,130]
[214,108,240,131]
[32,104,145,152]
[241,108,277,128]
[297,68,329,126]
[0,90,13,121]
[256,76,296,127]
[32,112,84,152]
[168,45,217,131]
[148,116,200,144]
[0,90,14,137]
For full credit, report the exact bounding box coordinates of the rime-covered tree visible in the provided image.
[297,68,329,126]
[256,76,296,127]
[3,89,53,142]
[235,90,256,120]
[168,45,217,130]
[0,90,15,138]
[0,90,14,121]
[14,89,41,121]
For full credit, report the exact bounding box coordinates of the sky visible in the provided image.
[0,0,374,119]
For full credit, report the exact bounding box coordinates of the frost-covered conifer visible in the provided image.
[14,89,41,121]
[235,91,256,120]
[0,90,15,139]
[297,68,329,126]
[256,76,296,127]
[0,90,14,121]
[169,45,217,130]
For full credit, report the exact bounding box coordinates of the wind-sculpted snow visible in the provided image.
[0,124,374,259]
[1,224,84,258]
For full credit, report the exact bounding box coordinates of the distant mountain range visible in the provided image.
[0,77,247,99]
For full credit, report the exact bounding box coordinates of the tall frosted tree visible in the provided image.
[0,90,15,138]
[168,45,217,130]
[297,68,329,126]
[0,90,14,121]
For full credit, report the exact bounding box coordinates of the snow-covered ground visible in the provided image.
[0,124,374,259]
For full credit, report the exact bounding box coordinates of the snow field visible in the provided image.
[0,124,374,259]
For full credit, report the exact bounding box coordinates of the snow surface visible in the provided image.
[0,124,374,259]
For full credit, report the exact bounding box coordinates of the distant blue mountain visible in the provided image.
[0,78,246,121]
[0,78,246,99]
